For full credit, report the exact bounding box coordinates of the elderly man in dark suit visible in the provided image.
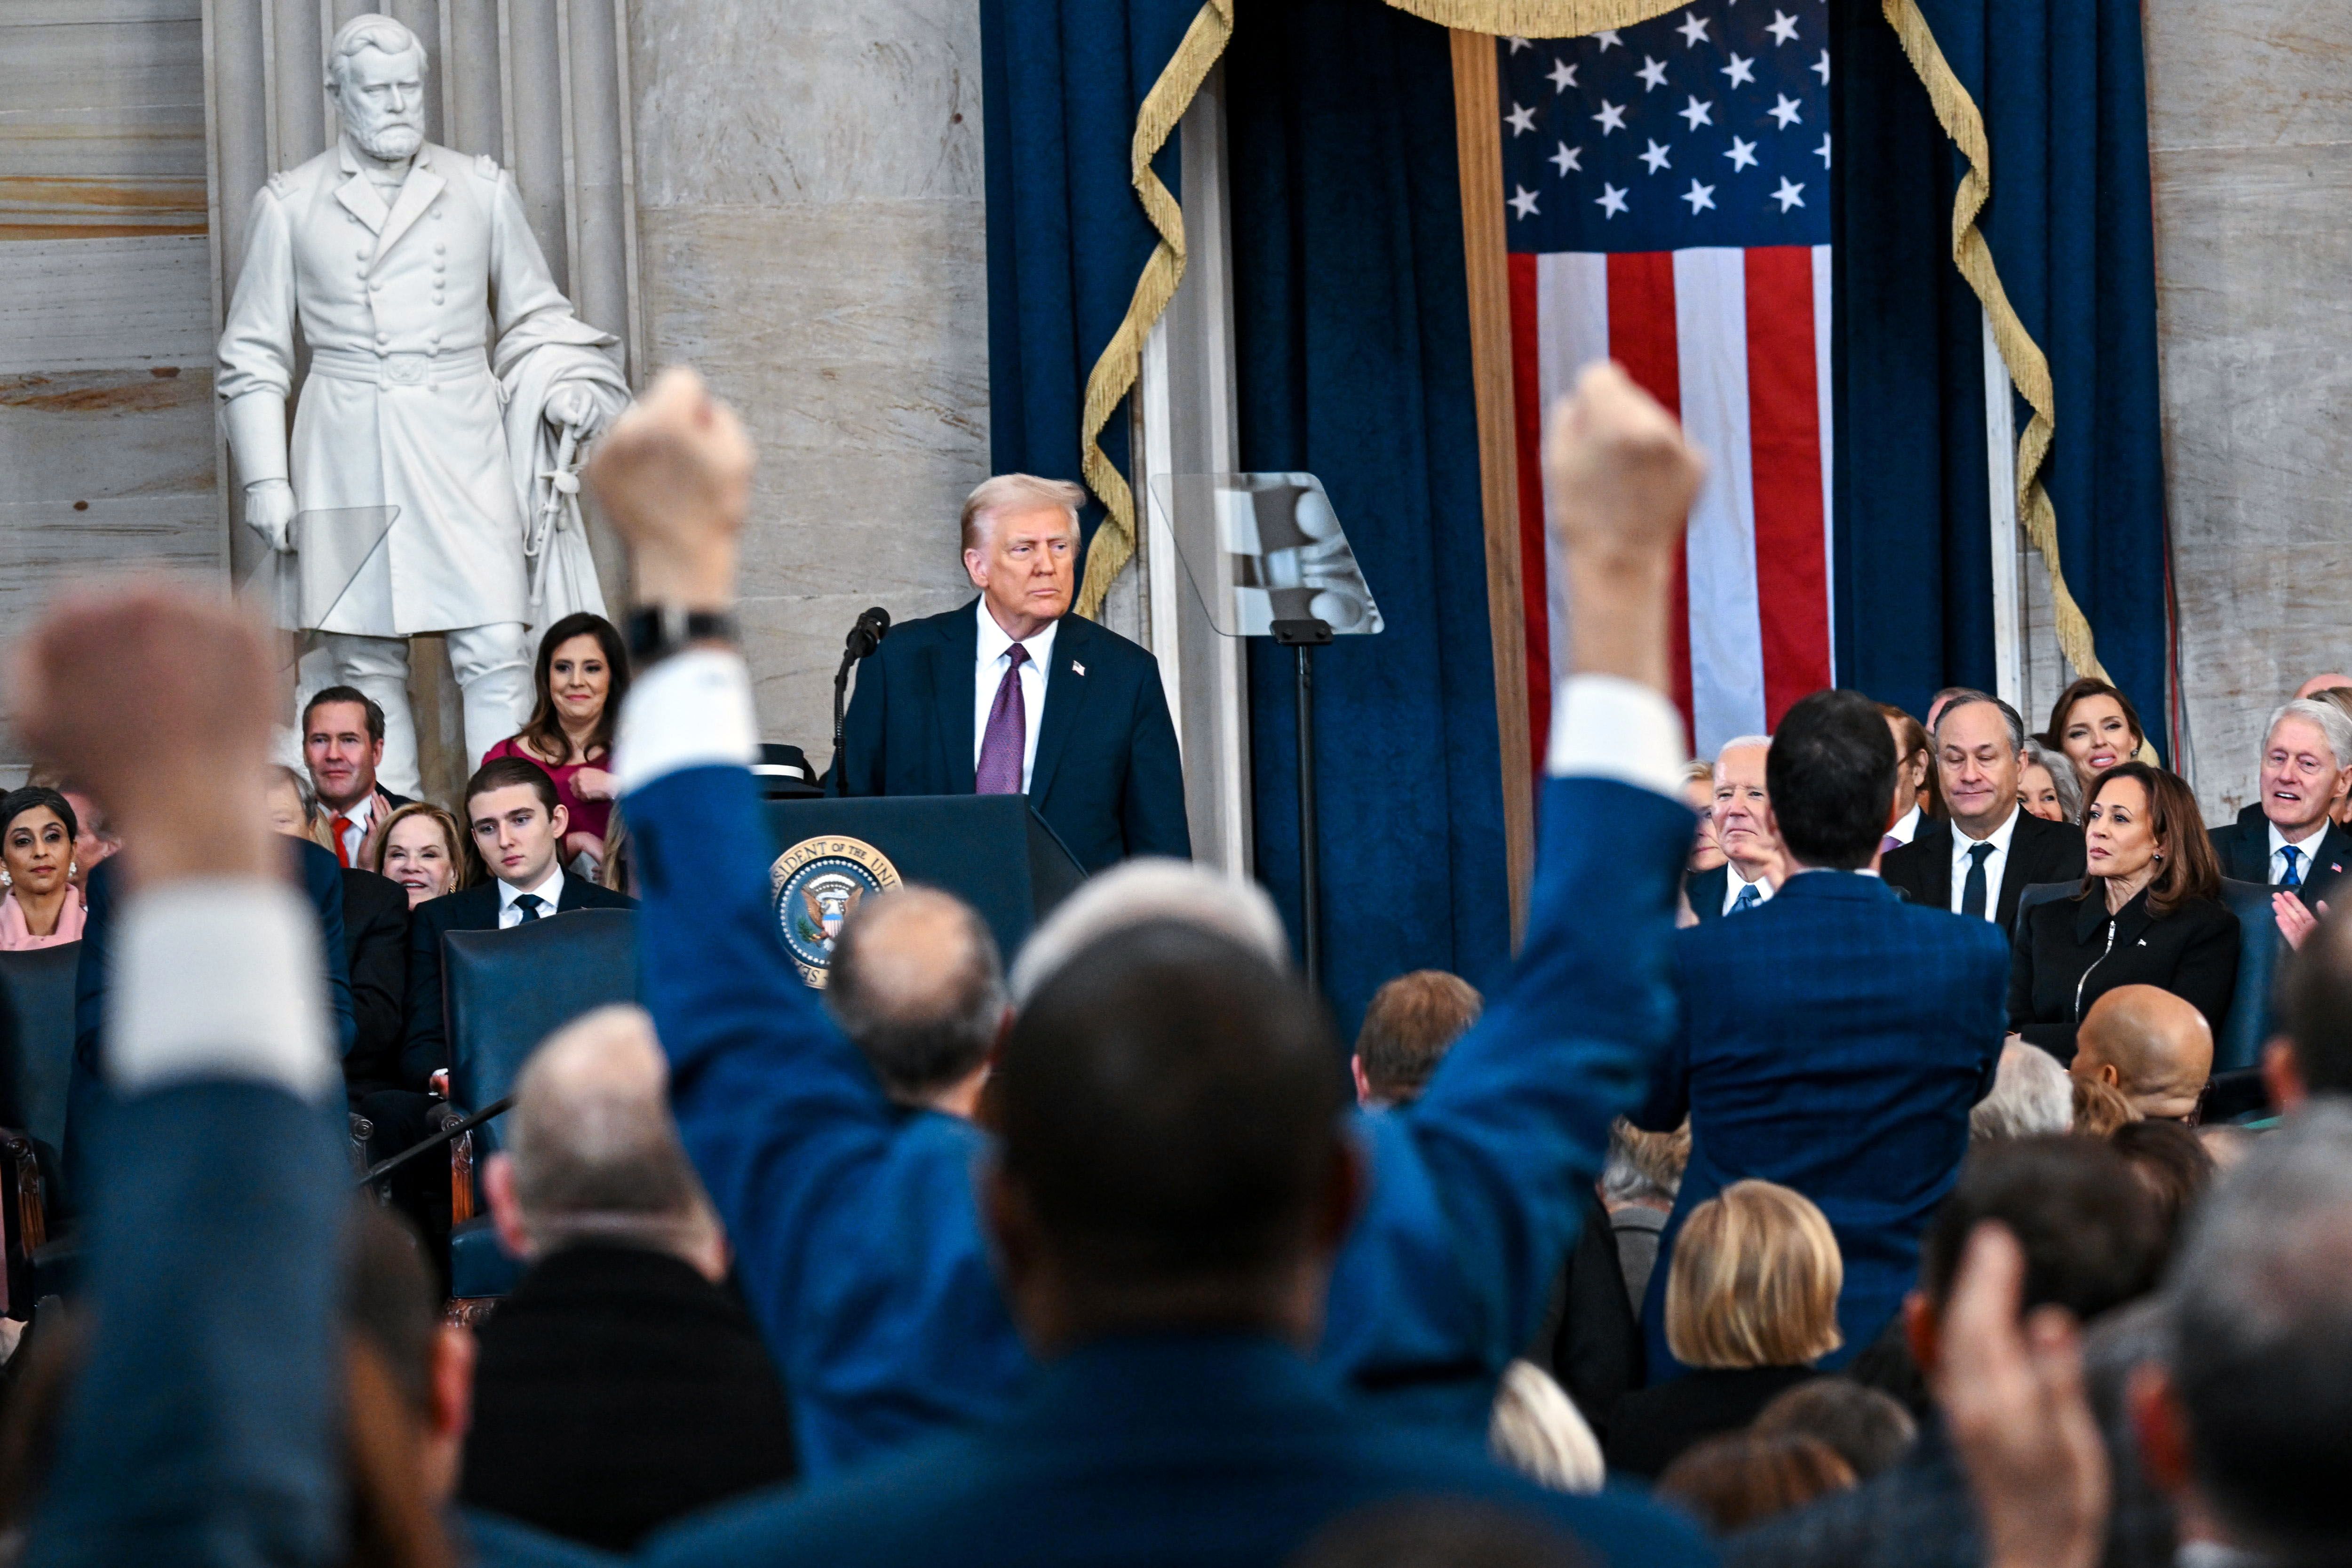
[2208,697,2352,910]
[1637,687,2012,1374]
[1882,690,2085,935]
[833,474,1189,872]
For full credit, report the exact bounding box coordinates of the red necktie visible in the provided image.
[331,814,354,868]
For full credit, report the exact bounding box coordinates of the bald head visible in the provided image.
[827,886,1007,1108]
[2072,985,2212,1121]
[2298,674,2352,701]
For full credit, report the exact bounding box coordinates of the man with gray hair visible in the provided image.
[1882,689,2085,932]
[2209,696,2352,910]
[834,472,1189,871]
[1685,734,1780,921]
[2130,1104,2352,1564]
[826,886,1009,1119]
[1968,1040,2074,1139]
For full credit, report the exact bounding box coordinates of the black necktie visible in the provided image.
[1961,841,1994,920]
[512,893,546,923]
[2282,845,2304,890]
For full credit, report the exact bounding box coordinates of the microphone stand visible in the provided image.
[829,608,890,789]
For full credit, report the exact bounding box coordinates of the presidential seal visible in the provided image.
[771,835,904,987]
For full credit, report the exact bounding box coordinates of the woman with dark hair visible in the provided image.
[484,612,631,870]
[0,787,83,949]
[2008,762,2239,1062]
[2045,677,2146,793]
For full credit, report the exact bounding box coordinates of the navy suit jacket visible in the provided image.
[2207,802,2352,908]
[626,758,1692,1475]
[401,875,638,1086]
[834,601,1189,871]
[640,1336,1711,1568]
[1636,871,2010,1371]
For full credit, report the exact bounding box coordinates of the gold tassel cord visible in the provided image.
[1073,0,1236,621]
[1384,0,1695,34]
[1876,0,2122,700]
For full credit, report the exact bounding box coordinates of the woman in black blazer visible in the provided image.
[2009,761,2240,1063]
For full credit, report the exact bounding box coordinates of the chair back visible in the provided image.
[444,911,637,1150]
[2215,878,2283,1073]
[0,944,80,1154]
[2009,880,2080,940]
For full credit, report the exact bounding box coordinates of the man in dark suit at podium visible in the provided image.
[834,474,1189,872]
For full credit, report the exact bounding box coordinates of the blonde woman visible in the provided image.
[366,801,475,910]
[1604,1181,1843,1479]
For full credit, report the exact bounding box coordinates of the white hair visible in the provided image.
[960,473,1084,556]
[1009,857,1289,1005]
[2266,698,2352,772]
[1970,1041,2074,1140]
[1713,734,1772,777]
[325,13,425,91]
[1489,1360,1604,1494]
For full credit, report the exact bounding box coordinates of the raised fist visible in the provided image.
[1543,362,1706,563]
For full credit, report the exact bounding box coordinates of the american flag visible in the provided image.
[1500,8,1833,761]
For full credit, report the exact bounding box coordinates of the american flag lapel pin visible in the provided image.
[1072,661,1086,676]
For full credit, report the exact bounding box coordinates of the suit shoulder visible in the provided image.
[263,147,340,200]
[1062,613,1158,672]
[579,884,638,911]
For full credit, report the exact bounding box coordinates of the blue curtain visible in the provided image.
[978,0,1198,561]
[1225,0,1511,1038]
[1832,0,2169,750]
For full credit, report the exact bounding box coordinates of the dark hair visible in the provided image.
[996,920,1343,1292]
[1655,1431,1855,1535]
[463,756,561,818]
[1931,689,2028,753]
[302,684,386,745]
[827,888,1007,1102]
[2047,677,2146,760]
[1751,1377,1918,1480]
[1920,1135,2162,1319]
[515,613,629,767]
[1354,971,1482,1104]
[2109,1118,2214,1264]
[2082,762,2221,916]
[0,788,78,851]
[1764,689,1896,870]
[1879,704,1942,827]
[2282,907,2352,1095]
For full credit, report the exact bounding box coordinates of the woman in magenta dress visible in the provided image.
[484,612,631,875]
[0,787,86,950]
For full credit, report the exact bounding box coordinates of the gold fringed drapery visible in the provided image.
[1383,0,1691,34]
[1072,0,1236,621]
[1876,0,2120,696]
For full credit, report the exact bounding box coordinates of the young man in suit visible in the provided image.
[2207,697,2352,907]
[399,755,634,1091]
[833,474,1189,872]
[1637,687,2012,1375]
[1882,690,2086,935]
[1686,735,1782,922]
[300,685,414,868]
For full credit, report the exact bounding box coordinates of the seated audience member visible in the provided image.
[1600,1118,1688,1309]
[1490,1360,1605,1495]
[484,611,630,875]
[2295,671,2352,700]
[2262,902,2352,1112]
[0,788,85,950]
[2107,1119,2213,1263]
[825,886,1008,1119]
[1882,692,2086,933]
[1606,1181,1842,1480]
[26,774,119,890]
[263,762,333,851]
[2046,677,2147,794]
[338,846,410,1106]
[2010,763,2239,1062]
[1637,688,2010,1371]
[2068,984,2211,1122]
[1879,705,1931,846]
[1684,759,1725,875]
[299,685,411,868]
[1352,969,1482,1107]
[596,364,1710,1482]
[1969,1041,2074,1140]
[1657,1433,1854,1535]
[400,756,636,1093]
[2071,1075,2141,1138]
[1751,1378,1917,1481]
[2017,737,2082,824]
[2130,1106,2352,1567]
[1686,736,1782,921]
[642,918,1710,1568]
[2206,699,2352,910]
[465,1006,797,1553]
[367,800,474,910]
[1724,1135,2163,1568]
[1922,687,1972,735]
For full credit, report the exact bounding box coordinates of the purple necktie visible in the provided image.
[975,644,1031,795]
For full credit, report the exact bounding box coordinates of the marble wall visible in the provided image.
[2148,0,2352,817]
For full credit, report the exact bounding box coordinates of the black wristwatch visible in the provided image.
[626,605,738,665]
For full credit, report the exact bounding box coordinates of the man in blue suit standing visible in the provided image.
[1636,688,2010,1373]
[834,473,1189,871]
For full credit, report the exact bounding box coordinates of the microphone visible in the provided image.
[843,605,891,661]
[830,606,894,791]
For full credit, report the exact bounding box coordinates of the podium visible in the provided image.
[761,795,1088,984]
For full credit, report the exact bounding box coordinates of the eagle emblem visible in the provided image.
[769,834,903,987]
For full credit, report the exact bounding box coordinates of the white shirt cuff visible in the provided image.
[615,648,761,794]
[1545,675,1689,799]
[107,880,334,1101]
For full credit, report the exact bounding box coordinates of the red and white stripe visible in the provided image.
[1510,245,1835,763]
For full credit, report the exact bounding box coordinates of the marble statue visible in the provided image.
[217,12,629,795]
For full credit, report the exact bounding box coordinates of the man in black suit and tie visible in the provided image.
[834,474,1189,872]
[1882,691,2084,934]
[2207,697,2352,910]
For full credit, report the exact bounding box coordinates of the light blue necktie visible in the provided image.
[1731,883,1762,915]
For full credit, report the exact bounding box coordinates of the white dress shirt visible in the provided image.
[327,788,382,866]
[1949,803,2022,918]
[972,601,1057,792]
[2268,819,2331,887]
[1721,862,1777,915]
[1886,804,1922,845]
[497,865,565,929]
